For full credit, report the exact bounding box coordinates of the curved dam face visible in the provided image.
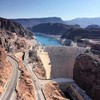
[45,46,87,79]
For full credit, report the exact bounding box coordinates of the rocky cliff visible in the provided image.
[44,82,68,100]
[0,17,33,52]
[0,18,35,99]
[0,17,33,37]
[61,27,100,41]
[73,53,100,100]
[0,29,29,52]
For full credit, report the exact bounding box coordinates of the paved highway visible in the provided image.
[0,56,18,100]
[24,51,46,100]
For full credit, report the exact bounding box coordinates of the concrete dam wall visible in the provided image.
[45,46,87,78]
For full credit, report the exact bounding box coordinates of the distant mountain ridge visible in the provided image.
[11,17,100,28]
[65,17,100,28]
[11,17,63,27]
[28,22,100,40]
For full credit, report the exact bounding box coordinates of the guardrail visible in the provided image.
[7,55,19,64]
[24,51,47,100]
[41,88,46,100]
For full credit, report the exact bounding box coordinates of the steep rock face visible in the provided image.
[0,17,33,52]
[0,17,33,37]
[29,50,46,79]
[31,23,80,35]
[44,82,68,100]
[0,30,29,52]
[73,54,100,100]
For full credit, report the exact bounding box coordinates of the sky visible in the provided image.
[0,0,100,20]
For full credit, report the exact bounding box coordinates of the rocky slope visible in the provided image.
[29,49,46,79]
[61,26,100,41]
[0,48,12,94]
[0,29,29,52]
[0,17,35,99]
[61,28,89,40]
[0,17,33,52]
[73,53,100,100]
[30,23,80,35]
[15,52,35,100]
[0,17,33,37]
[44,82,69,100]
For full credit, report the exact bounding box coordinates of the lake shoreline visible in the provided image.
[34,32,62,45]
[34,32,62,46]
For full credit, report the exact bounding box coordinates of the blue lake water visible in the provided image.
[35,34,61,46]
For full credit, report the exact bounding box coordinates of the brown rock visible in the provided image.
[44,82,69,100]
[0,17,33,37]
[0,29,29,52]
[15,53,35,100]
[0,48,12,94]
[73,53,100,100]
[34,66,46,79]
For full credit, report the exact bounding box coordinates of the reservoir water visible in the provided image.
[35,34,61,46]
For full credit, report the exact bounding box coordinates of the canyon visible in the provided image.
[0,17,100,100]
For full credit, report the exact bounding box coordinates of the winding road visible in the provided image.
[0,56,18,100]
[24,51,46,100]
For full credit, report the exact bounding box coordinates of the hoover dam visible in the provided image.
[37,45,93,100]
[35,34,100,100]
[38,46,87,79]
[44,46,87,78]
[0,16,100,100]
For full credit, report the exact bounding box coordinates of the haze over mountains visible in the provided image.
[11,17,63,28]
[11,17,100,28]
[65,17,100,28]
